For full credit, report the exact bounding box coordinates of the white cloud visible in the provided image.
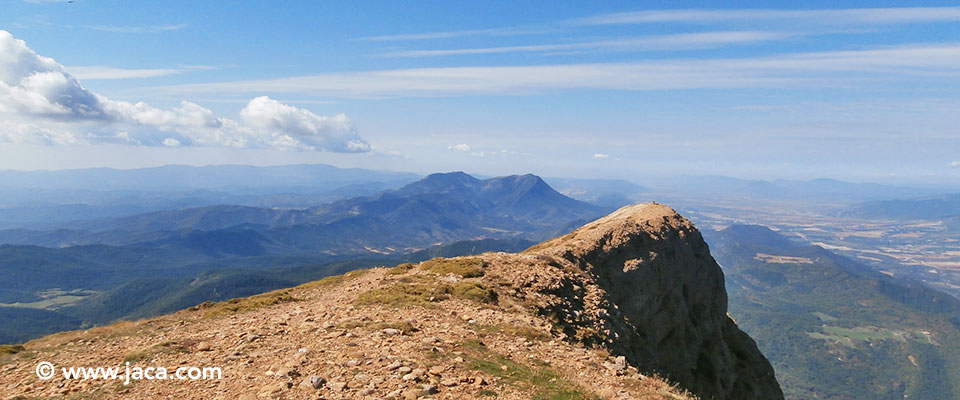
[448,143,471,152]
[384,31,794,57]
[356,7,960,44]
[950,161,960,167]
[0,30,370,153]
[149,43,960,99]
[66,66,182,80]
[575,7,960,26]
[593,153,610,159]
[355,27,549,42]
[87,24,187,34]
[239,96,370,152]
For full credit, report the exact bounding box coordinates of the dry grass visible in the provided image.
[202,289,299,319]
[459,339,599,400]
[356,275,497,307]
[420,257,485,278]
[0,344,24,355]
[123,339,196,363]
[472,324,552,341]
[449,281,498,304]
[194,269,369,319]
[386,263,415,275]
[622,375,699,400]
[297,268,371,289]
[26,320,146,349]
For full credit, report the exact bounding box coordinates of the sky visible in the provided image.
[1,0,959,184]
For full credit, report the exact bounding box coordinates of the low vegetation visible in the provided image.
[25,320,147,349]
[459,339,598,400]
[472,324,552,341]
[201,289,299,319]
[123,339,195,363]
[386,263,415,275]
[356,275,497,307]
[297,268,370,289]
[336,319,419,333]
[420,257,485,278]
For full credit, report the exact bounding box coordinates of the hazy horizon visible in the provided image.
[3,2,960,185]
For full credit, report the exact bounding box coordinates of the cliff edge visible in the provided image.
[525,203,783,399]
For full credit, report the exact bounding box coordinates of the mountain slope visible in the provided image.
[706,225,960,400]
[11,172,605,251]
[842,193,960,220]
[0,204,781,399]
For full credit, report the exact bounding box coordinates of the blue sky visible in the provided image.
[1,1,959,184]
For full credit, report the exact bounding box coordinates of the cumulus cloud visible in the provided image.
[0,30,370,152]
[240,96,370,152]
[593,153,610,159]
[448,143,471,152]
[950,161,960,167]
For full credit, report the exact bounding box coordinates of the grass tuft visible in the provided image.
[123,339,195,363]
[202,289,299,319]
[459,339,597,400]
[472,324,551,341]
[450,281,498,304]
[297,268,370,289]
[0,344,24,355]
[420,257,485,278]
[386,263,416,275]
[357,276,497,307]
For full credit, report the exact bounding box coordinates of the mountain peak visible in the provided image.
[423,171,476,181]
[394,171,481,195]
[527,203,783,399]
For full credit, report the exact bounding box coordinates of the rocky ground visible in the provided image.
[1,204,782,399]
[0,259,691,399]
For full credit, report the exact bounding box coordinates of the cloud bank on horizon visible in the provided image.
[0,30,371,152]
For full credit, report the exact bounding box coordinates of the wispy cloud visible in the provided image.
[384,31,794,57]
[355,26,550,42]
[65,64,221,80]
[575,7,960,25]
[146,43,960,99]
[356,7,960,45]
[66,66,183,80]
[87,24,186,33]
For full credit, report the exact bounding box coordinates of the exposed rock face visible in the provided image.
[528,203,783,400]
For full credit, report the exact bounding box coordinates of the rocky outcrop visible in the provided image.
[526,203,783,400]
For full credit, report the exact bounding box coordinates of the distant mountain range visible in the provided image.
[1,172,604,249]
[0,164,419,192]
[842,193,960,220]
[705,225,960,400]
[644,176,947,202]
[0,171,600,343]
[0,164,420,229]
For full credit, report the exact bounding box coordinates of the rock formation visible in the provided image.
[525,203,783,399]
